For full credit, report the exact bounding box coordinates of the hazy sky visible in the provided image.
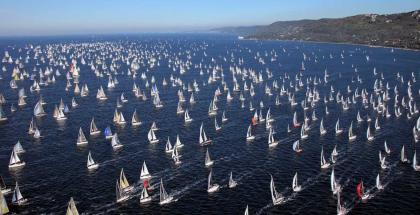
[1,0,420,36]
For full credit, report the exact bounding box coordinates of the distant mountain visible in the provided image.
[216,10,420,49]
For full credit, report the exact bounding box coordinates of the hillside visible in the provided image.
[218,10,420,49]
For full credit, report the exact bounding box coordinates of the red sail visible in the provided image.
[252,117,257,125]
[143,180,149,189]
[356,182,362,198]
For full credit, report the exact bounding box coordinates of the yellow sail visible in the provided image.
[66,197,79,215]
[0,191,9,214]
[119,169,129,189]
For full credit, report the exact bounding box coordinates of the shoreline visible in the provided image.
[241,37,420,52]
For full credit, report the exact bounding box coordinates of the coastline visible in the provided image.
[240,37,420,52]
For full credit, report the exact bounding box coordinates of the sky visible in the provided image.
[1,0,420,36]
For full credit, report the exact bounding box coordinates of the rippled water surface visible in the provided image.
[0,34,419,214]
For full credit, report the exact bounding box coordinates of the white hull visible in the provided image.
[159,196,173,205]
[140,196,152,203]
[293,186,302,192]
[205,161,214,167]
[246,136,255,141]
[9,161,26,169]
[88,164,99,170]
[321,163,331,169]
[207,184,220,193]
[90,131,101,135]
[149,139,159,144]
[140,175,151,180]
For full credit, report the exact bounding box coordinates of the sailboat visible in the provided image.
[165,137,174,153]
[205,148,214,167]
[207,170,220,193]
[268,128,279,147]
[131,109,142,126]
[172,145,182,165]
[413,151,420,171]
[244,205,249,215]
[12,182,27,205]
[376,174,384,190]
[89,118,100,135]
[300,124,308,139]
[159,178,173,205]
[348,121,356,141]
[9,150,25,169]
[148,127,159,144]
[246,124,255,141]
[270,175,284,205]
[0,191,9,214]
[0,176,11,195]
[13,141,25,154]
[401,145,408,163]
[199,123,212,146]
[335,118,343,135]
[356,179,370,200]
[119,168,133,192]
[140,161,151,180]
[292,172,302,192]
[320,118,327,135]
[367,125,374,141]
[76,127,88,145]
[140,186,152,203]
[384,141,391,154]
[111,133,123,150]
[293,111,300,127]
[116,181,129,203]
[184,109,193,123]
[222,111,228,122]
[214,118,221,131]
[104,126,113,139]
[174,135,184,148]
[330,168,341,195]
[33,101,46,117]
[66,197,79,215]
[87,151,98,170]
[228,172,237,188]
[336,191,347,215]
[321,147,331,169]
[293,140,303,153]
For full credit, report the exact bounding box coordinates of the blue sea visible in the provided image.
[0,34,419,214]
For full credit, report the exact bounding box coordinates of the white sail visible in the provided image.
[172,135,183,148]
[292,172,301,192]
[229,172,237,188]
[33,101,45,117]
[90,118,100,135]
[87,151,98,170]
[13,141,25,154]
[111,133,123,149]
[270,175,283,205]
[321,147,330,169]
[205,148,214,167]
[148,128,159,143]
[184,109,192,122]
[12,182,26,205]
[165,137,173,153]
[140,186,151,203]
[401,145,408,163]
[376,174,383,190]
[76,127,88,145]
[246,124,255,141]
[140,161,151,179]
[207,169,219,193]
[159,178,173,205]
